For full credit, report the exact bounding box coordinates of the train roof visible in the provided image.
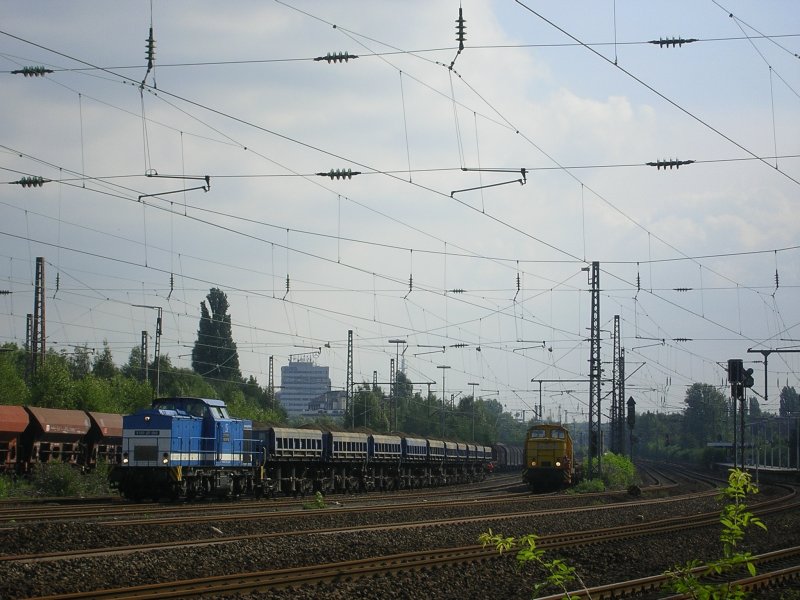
[87,412,123,438]
[25,406,91,436]
[269,427,324,438]
[0,405,29,435]
[152,396,226,407]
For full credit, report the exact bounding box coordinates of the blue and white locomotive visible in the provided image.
[110,397,261,501]
[111,396,496,501]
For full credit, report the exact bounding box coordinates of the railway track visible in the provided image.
[0,474,524,523]
[18,493,800,600]
[5,484,792,564]
[534,546,800,600]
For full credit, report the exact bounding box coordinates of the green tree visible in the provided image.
[30,353,75,408]
[682,383,728,447]
[345,384,389,432]
[122,346,146,381]
[67,345,93,380]
[191,288,242,382]
[0,345,30,405]
[779,386,798,417]
[159,355,217,398]
[92,340,118,380]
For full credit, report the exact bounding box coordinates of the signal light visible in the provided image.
[727,358,743,383]
[742,367,754,389]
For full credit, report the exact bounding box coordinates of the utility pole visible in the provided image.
[468,382,479,441]
[389,357,395,431]
[30,257,46,379]
[347,330,353,429]
[389,339,406,431]
[588,261,601,478]
[140,331,148,382]
[133,304,162,397]
[611,315,622,454]
[747,347,800,406]
[437,365,450,438]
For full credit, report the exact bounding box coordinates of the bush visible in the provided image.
[601,452,636,489]
[1,476,33,498]
[29,463,83,497]
[27,462,112,497]
[82,462,113,495]
[569,478,605,494]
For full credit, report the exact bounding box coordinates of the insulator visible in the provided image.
[408,275,413,292]
[636,271,641,291]
[674,287,692,292]
[516,273,520,292]
[775,269,779,288]
[649,37,698,48]
[145,27,156,69]
[455,8,467,49]
[317,168,361,180]
[11,66,53,77]
[449,289,465,294]
[314,52,358,63]
[285,275,290,292]
[646,159,695,170]
[13,176,47,188]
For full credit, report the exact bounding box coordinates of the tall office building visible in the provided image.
[277,358,331,417]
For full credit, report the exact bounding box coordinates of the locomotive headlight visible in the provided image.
[162,453,169,465]
[555,461,562,467]
[144,416,151,422]
[530,460,537,467]
[122,452,129,464]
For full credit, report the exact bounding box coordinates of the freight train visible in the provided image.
[522,422,575,491]
[0,405,122,475]
[109,396,523,501]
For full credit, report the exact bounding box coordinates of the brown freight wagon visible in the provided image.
[86,412,123,467]
[0,405,30,474]
[22,407,91,470]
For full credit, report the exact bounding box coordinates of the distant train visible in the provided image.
[522,423,575,491]
[492,443,524,471]
[109,397,512,501]
[0,405,122,475]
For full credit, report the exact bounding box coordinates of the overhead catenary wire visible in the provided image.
[2,8,798,407]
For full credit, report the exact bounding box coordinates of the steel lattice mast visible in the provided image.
[588,261,601,478]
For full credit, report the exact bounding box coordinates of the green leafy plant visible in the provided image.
[478,529,586,599]
[664,468,767,599]
[568,478,605,494]
[302,491,327,510]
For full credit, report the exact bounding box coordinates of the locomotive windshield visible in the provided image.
[152,398,219,418]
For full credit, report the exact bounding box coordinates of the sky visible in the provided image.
[1,1,799,422]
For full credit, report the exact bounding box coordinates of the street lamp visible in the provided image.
[437,365,450,437]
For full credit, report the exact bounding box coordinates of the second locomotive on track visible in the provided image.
[522,422,575,491]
